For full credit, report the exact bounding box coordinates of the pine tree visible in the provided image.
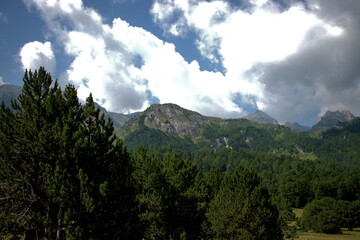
[0,67,138,239]
[131,146,168,239]
[206,165,283,240]
[162,153,207,240]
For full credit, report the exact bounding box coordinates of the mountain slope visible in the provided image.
[311,110,355,131]
[94,102,138,129]
[0,84,22,106]
[118,104,360,165]
[244,110,279,125]
[118,104,295,151]
[285,122,311,132]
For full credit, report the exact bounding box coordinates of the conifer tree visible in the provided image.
[0,67,137,239]
[162,153,207,240]
[131,146,167,239]
[206,166,283,240]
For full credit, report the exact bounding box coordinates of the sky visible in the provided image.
[0,0,359,126]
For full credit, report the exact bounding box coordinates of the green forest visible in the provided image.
[1,67,360,239]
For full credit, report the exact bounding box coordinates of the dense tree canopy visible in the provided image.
[0,68,137,239]
[2,67,359,239]
[0,67,286,239]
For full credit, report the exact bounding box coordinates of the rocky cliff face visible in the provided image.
[143,104,208,137]
[311,110,355,131]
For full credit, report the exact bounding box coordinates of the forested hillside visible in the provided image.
[0,68,283,239]
[118,104,360,166]
[1,68,359,239]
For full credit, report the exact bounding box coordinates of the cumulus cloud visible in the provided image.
[253,0,360,123]
[23,0,244,116]
[19,41,56,73]
[151,0,358,124]
[23,0,360,124]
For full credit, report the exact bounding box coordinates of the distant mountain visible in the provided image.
[244,110,279,125]
[284,122,311,132]
[0,84,22,106]
[119,103,210,138]
[118,104,360,165]
[118,103,294,151]
[94,102,139,129]
[311,110,355,131]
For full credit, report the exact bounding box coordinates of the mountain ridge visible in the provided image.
[285,122,311,132]
[311,110,355,131]
[244,110,279,125]
[1,84,357,132]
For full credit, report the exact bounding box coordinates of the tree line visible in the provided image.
[1,67,359,239]
[0,68,282,239]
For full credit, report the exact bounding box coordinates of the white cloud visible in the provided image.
[19,41,56,73]
[24,0,245,117]
[151,0,349,123]
[24,0,358,124]
[250,0,269,7]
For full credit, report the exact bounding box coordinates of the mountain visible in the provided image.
[284,122,311,132]
[244,110,279,125]
[94,102,139,129]
[311,110,355,131]
[118,103,210,138]
[118,103,293,151]
[118,103,360,165]
[0,84,22,106]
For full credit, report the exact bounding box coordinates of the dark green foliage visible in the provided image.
[3,67,360,239]
[337,200,360,231]
[162,153,207,239]
[124,126,197,151]
[131,146,168,239]
[121,106,360,166]
[301,197,342,234]
[0,68,137,239]
[191,147,360,208]
[207,166,282,240]
[301,197,360,233]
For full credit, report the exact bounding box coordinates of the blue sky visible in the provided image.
[1,0,359,126]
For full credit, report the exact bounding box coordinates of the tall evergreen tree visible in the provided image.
[131,146,168,239]
[206,166,282,240]
[0,67,137,239]
[162,153,207,240]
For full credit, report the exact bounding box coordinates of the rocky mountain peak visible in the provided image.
[244,110,279,125]
[322,110,355,122]
[142,103,208,136]
[311,110,355,131]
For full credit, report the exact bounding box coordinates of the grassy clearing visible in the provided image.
[293,208,304,219]
[291,209,360,239]
[296,228,360,240]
